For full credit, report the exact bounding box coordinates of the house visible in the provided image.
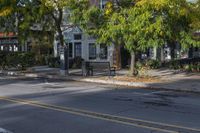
[54,0,200,70]
[0,30,52,53]
[54,25,115,65]
[142,43,200,62]
[54,0,115,67]
[0,32,20,52]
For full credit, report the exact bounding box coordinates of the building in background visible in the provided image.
[54,0,115,66]
[54,0,200,69]
[0,32,20,52]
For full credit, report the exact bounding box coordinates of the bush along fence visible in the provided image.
[0,51,36,70]
[0,51,85,70]
[166,58,200,72]
[135,58,200,75]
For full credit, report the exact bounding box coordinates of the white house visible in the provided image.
[54,25,114,65]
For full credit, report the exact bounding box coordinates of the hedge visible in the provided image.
[0,51,35,70]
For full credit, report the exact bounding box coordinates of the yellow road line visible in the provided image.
[0,96,199,133]
[6,97,200,132]
[0,97,176,133]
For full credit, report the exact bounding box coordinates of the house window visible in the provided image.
[74,42,82,57]
[100,44,108,59]
[68,42,73,58]
[74,34,82,40]
[89,43,96,60]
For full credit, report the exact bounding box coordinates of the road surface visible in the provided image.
[0,76,200,133]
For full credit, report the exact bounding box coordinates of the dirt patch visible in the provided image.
[99,76,160,83]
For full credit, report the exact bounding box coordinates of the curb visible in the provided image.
[80,78,149,87]
[78,78,200,94]
[1,72,200,94]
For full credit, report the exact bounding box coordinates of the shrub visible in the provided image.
[71,57,84,69]
[47,56,60,68]
[136,59,161,70]
[18,52,35,69]
[35,55,47,65]
[145,59,161,69]
[0,51,35,70]
[0,51,7,68]
[169,60,181,69]
[166,58,200,72]
[135,61,144,70]
[178,62,200,72]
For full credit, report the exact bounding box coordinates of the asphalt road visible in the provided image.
[0,76,200,133]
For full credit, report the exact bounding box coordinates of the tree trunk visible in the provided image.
[130,51,136,76]
[51,9,69,75]
[57,25,64,46]
[160,47,164,62]
[157,47,164,62]
[52,8,64,46]
[113,45,121,70]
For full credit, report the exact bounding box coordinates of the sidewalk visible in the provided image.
[79,69,200,93]
[1,66,200,93]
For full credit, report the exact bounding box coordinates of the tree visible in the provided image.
[71,0,199,76]
[71,0,166,75]
[0,0,17,33]
[180,0,200,48]
[15,0,68,47]
[38,0,67,47]
[0,0,67,70]
[0,0,15,17]
[70,0,133,69]
[1,0,71,46]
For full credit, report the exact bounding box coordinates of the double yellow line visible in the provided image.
[0,96,200,133]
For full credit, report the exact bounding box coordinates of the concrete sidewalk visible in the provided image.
[1,66,200,93]
[79,73,200,93]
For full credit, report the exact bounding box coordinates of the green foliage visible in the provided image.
[35,55,47,65]
[145,60,161,69]
[47,56,60,68]
[136,59,161,70]
[169,60,181,69]
[0,0,15,16]
[70,0,200,76]
[167,59,200,72]
[0,51,35,70]
[135,59,161,76]
[68,0,90,26]
[71,57,84,69]
[0,51,56,70]
[183,63,200,72]
[0,0,70,46]
[72,0,200,51]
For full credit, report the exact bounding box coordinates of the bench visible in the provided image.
[82,61,116,76]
